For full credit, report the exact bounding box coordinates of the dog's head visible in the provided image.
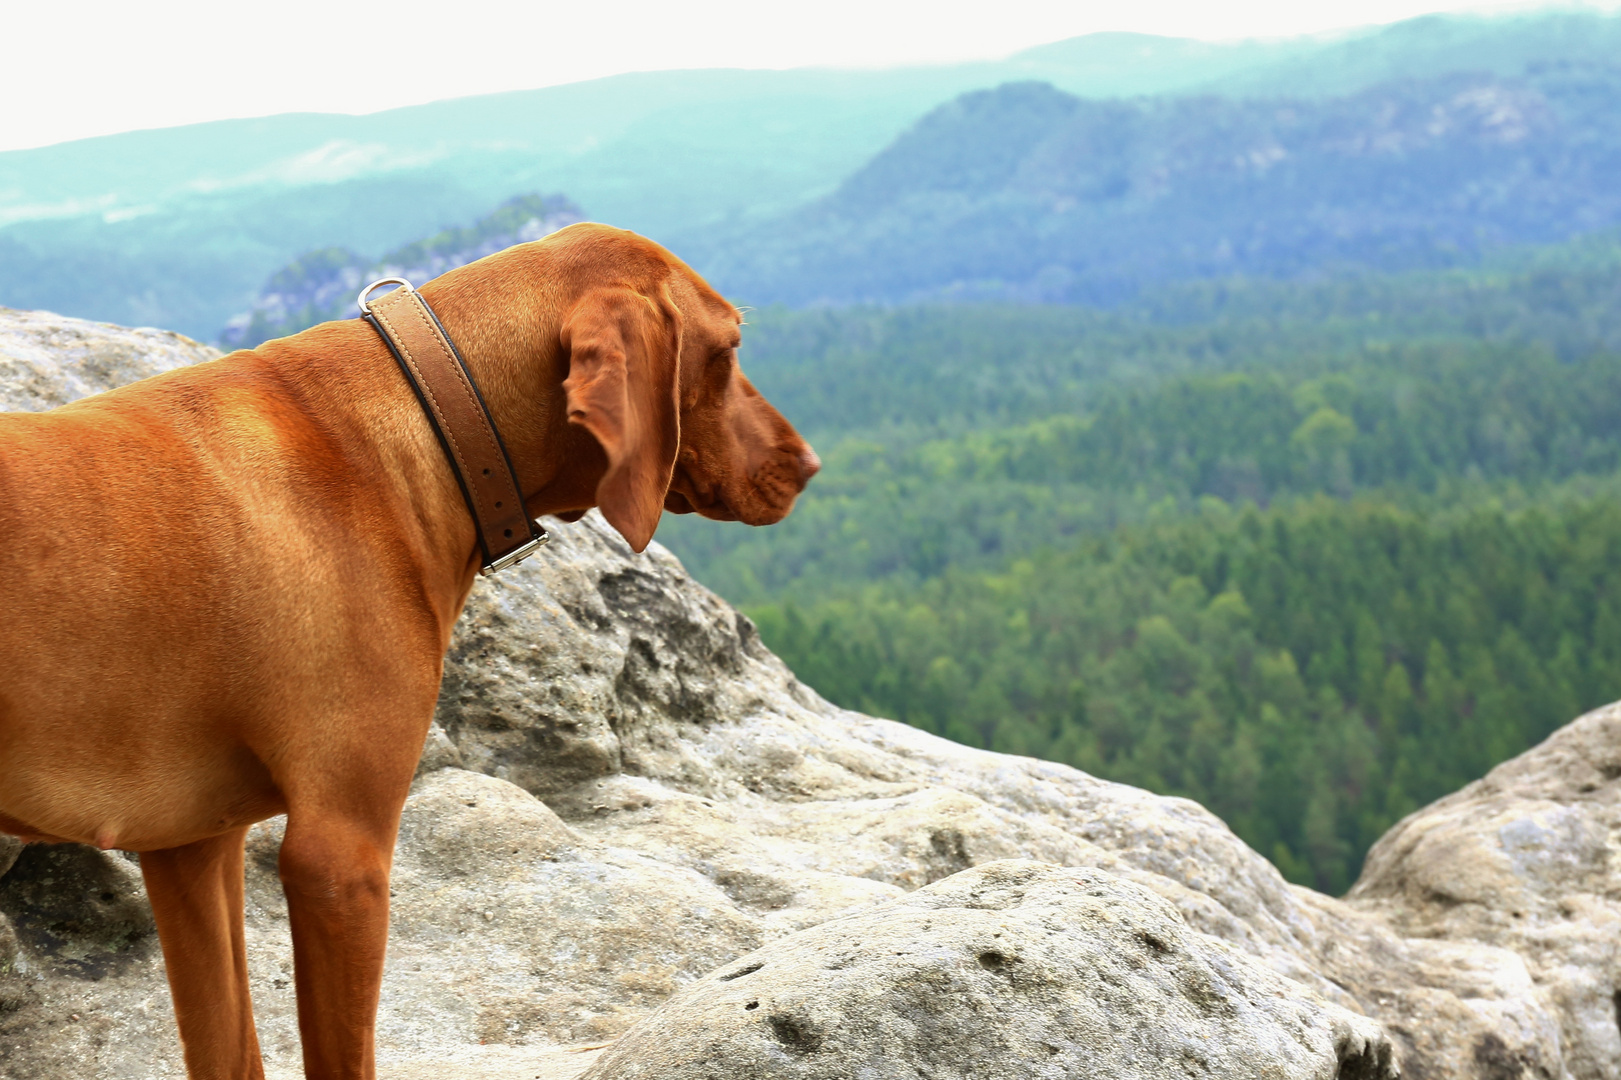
[553,226,818,552]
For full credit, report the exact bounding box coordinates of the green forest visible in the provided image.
[658,236,1621,893]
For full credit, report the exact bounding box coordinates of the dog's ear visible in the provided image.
[560,285,683,552]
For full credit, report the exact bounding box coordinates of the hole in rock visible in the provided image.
[745,1001,759,1011]
[1138,931,1171,955]
[720,962,763,982]
[1468,1034,1528,1080]
[978,951,1009,971]
[767,1014,822,1054]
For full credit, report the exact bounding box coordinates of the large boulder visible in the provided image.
[2,306,1615,1079]
[582,861,1394,1080]
[1347,703,1621,1080]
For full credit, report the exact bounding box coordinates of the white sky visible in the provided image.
[3,0,1613,154]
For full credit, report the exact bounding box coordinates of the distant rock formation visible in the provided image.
[218,194,583,349]
[4,307,1619,1079]
[698,67,1621,307]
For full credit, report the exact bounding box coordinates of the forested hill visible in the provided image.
[656,240,1621,893]
[698,66,1621,306]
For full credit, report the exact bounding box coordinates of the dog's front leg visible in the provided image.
[141,826,265,1080]
[279,809,398,1080]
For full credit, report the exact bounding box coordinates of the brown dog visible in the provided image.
[0,223,818,1078]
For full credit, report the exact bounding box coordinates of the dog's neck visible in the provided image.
[263,251,610,637]
[415,259,610,522]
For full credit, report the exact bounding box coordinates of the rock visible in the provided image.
[0,845,156,981]
[1347,701,1621,1080]
[0,912,24,1014]
[383,769,767,1047]
[434,526,794,799]
[3,305,1617,1079]
[0,306,218,412]
[1289,889,1567,1077]
[219,194,584,348]
[0,840,16,992]
[0,845,164,1078]
[0,836,19,880]
[582,860,1395,1080]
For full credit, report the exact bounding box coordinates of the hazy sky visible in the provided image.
[4,0,1615,153]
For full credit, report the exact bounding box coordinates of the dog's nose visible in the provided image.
[796,446,821,485]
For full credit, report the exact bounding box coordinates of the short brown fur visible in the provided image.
[0,224,817,1079]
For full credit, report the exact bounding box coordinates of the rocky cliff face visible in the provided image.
[218,194,583,348]
[2,307,1618,1079]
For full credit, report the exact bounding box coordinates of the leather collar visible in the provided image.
[360,278,549,575]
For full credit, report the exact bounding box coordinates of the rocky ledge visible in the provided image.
[2,308,1618,1079]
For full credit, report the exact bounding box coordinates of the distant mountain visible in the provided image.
[219,194,581,348]
[1201,9,1621,97]
[0,50,1276,340]
[0,69,964,339]
[3,10,1621,338]
[3,8,1621,337]
[696,65,1621,306]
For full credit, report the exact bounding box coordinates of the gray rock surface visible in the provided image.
[0,836,21,1008]
[582,860,1395,1080]
[3,306,1618,1079]
[0,306,219,411]
[1349,703,1621,1080]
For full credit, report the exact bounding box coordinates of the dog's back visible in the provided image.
[0,351,418,851]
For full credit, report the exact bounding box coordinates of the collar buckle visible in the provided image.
[480,524,551,576]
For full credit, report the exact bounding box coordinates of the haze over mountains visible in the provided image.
[4,9,1621,339]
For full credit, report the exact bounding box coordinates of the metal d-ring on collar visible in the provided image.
[358,277,550,576]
